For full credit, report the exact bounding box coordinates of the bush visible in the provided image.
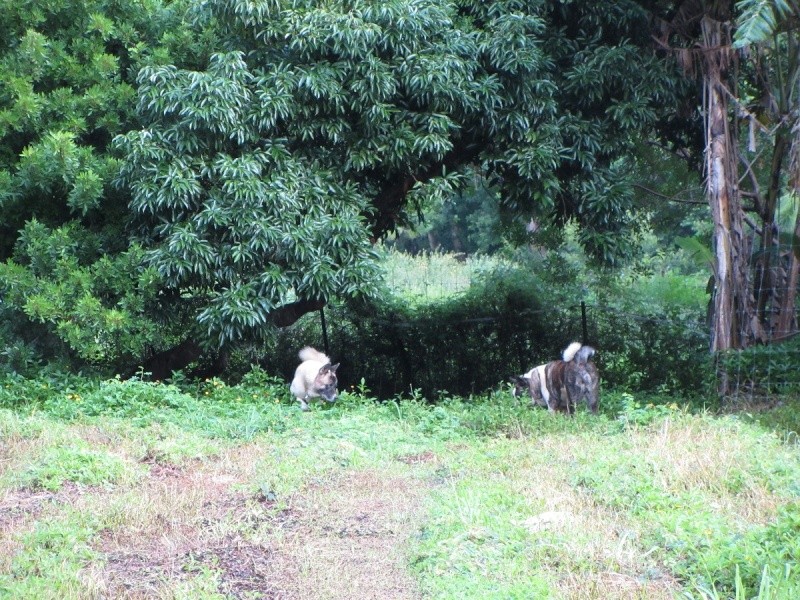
[268,262,566,399]
[718,337,800,398]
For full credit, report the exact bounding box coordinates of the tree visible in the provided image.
[0,0,204,372]
[116,0,686,367]
[652,2,756,356]
[649,0,800,394]
[734,0,800,341]
[0,0,692,376]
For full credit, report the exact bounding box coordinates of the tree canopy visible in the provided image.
[0,0,204,370]
[0,0,703,376]
[115,0,687,353]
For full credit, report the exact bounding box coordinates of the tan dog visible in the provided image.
[290,347,339,411]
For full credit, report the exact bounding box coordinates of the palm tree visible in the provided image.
[734,0,800,340]
[655,1,759,363]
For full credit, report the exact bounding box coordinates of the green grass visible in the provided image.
[1,507,102,599]
[14,444,137,491]
[1,373,799,599]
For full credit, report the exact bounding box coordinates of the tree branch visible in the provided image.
[738,152,764,216]
[632,183,706,204]
[369,143,484,240]
[269,298,326,327]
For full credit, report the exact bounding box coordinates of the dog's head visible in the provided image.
[511,375,531,399]
[314,363,339,403]
[574,345,596,365]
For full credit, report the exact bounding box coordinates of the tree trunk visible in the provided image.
[755,130,790,331]
[775,243,799,338]
[701,17,761,395]
[774,130,800,338]
[706,76,738,352]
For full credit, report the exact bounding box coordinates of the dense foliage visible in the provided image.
[113,0,689,359]
[0,0,203,372]
[0,0,796,398]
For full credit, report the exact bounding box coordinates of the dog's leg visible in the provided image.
[542,385,555,412]
[565,387,575,415]
[299,395,310,411]
[536,365,555,412]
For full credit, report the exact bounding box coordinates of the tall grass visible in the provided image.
[379,247,509,304]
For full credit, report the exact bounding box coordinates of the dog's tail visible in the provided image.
[299,346,330,363]
[563,342,596,364]
[562,342,583,362]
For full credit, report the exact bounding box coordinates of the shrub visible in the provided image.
[269,262,564,399]
[264,243,712,402]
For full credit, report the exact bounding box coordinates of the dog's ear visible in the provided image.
[321,363,339,374]
[512,375,530,385]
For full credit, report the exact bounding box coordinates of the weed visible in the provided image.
[686,504,800,597]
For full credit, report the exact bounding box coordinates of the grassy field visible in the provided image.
[1,373,798,599]
[379,248,510,304]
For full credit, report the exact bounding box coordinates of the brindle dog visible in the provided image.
[512,343,599,414]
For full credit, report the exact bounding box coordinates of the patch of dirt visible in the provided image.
[100,530,283,599]
[0,489,55,529]
[396,450,438,465]
[96,484,284,599]
[190,534,282,599]
[96,547,179,598]
[270,470,425,599]
[0,482,96,530]
[142,459,187,480]
[93,462,426,599]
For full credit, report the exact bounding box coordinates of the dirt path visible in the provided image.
[264,469,425,599]
[92,450,428,599]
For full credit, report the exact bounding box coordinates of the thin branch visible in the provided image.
[632,183,706,204]
[743,212,763,234]
[720,79,793,136]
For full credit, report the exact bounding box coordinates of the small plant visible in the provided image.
[688,504,800,597]
[42,377,194,420]
[686,564,799,600]
[718,338,800,397]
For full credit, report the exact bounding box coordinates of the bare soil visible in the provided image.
[90,455,427,599]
